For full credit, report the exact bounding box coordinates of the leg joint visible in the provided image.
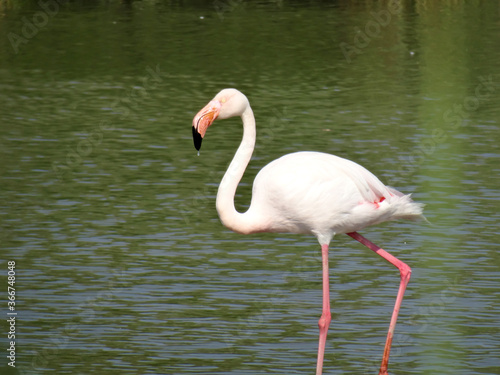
[399,263,412,282]
[318,313,331,330]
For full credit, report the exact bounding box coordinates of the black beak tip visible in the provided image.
[192,126,203,151]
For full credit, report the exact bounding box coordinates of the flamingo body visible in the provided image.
[248,151,420,244]
[192,88,424,375]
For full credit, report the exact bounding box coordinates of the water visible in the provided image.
[1,1,499,374]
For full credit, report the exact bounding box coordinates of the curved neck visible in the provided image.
[216,106,257,234]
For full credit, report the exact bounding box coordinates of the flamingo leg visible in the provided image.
[347,231,411,375]
[316,244,331,375]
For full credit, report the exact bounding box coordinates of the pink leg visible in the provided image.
[316,244,331,375]
[347,232,411,375]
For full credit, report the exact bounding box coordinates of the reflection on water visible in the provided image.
[0,1,499,374]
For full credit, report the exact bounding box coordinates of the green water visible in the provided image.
[0,1,499,374]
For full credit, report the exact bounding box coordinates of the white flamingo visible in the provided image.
[192,88,424,375]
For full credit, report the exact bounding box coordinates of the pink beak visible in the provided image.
[192,100,222,151]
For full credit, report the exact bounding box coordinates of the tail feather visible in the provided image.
[387,187,425,221]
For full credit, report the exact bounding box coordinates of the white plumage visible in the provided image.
[248,151,422,244]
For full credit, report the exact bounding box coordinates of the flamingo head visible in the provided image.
[192,88,249,151]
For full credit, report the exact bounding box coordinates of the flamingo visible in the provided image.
[191,88,424,375]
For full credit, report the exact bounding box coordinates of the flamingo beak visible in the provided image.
[192,100,222,151]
